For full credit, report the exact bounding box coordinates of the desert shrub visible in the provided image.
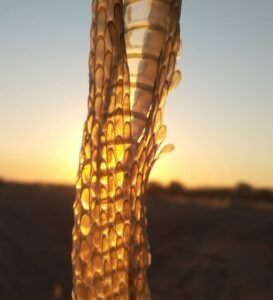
[235,182,253,195]
[167,181,185,196]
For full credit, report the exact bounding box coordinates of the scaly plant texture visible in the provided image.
[72,0,182,299]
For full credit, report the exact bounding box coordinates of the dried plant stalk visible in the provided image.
[72,0,182,299]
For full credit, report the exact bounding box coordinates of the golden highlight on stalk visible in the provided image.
[72,0,182,298]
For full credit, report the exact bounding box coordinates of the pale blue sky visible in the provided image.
[0,0,272,187]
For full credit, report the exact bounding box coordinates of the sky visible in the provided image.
[0,0,273,188]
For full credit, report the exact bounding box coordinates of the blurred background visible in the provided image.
[0,0,273,299]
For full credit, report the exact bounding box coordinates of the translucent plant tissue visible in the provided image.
[72,0,182,298]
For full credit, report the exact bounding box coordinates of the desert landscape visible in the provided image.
[0,181,273,300]
[1,1,273,299]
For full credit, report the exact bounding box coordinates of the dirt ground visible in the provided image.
[0,183,273,300]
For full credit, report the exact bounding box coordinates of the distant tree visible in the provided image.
[168,181,185,196]
[235,182,253,194]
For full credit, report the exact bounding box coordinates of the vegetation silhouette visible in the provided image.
[0,181,273,299]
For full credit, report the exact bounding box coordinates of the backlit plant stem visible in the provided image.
[72,0,182,299]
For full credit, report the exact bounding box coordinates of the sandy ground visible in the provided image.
[0,183,273,300]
